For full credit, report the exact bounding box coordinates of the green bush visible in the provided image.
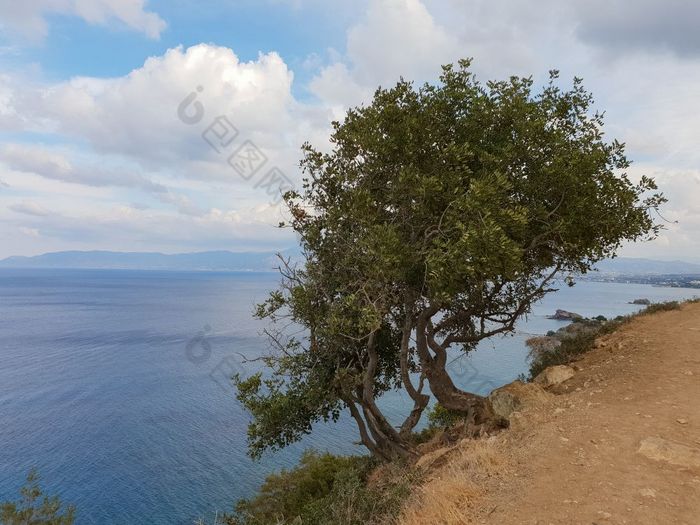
[228,451,413,525]
[1,469,75,525]
[528,329,597,379]
[410,403,469,445]
[641,301,680,315]
[426,403,465,429]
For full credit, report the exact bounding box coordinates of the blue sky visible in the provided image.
[1,0,699,260]
[4,2,352,83]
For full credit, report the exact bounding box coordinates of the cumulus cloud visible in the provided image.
[346,0,459,85]
[309,0,460,108]
[0,0,166,41]
[18,45,309,172]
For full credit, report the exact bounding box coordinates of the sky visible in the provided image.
[0,0,699,260]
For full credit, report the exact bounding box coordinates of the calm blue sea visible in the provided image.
[1,269,698,524]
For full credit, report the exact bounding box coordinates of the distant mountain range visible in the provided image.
[591,258,700,276]
[0,250,298,272]
[2,251,700,275]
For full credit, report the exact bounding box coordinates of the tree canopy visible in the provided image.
[235,60,664,461]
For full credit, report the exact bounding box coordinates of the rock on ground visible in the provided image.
[533,365,575,387]
[488,380,551,420]
[638,436,700,469]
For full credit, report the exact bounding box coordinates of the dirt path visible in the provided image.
[405,302,700,525]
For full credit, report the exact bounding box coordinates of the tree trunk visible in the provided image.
[398,311,430,437]
[421,360,495,424]
[414,307,501,433]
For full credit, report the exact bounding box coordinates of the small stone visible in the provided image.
[597,510,612,520]
[677,418,689,425]
[684,371,694,376]
[639,488,657,498]
[560,437,570,443]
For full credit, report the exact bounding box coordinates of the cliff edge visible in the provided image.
[400,301,700,524]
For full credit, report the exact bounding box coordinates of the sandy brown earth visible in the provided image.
[402,301,700,525]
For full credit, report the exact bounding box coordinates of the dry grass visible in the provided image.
[398,439,509,525]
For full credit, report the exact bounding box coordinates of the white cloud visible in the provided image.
[308,62,370,115]
[9,200,51,217]
[310,0,460,109]
[19,226,40,237]
[19,45,308,172]
[0,0,166,41]
[0,143,168,193]
[346,0,459,85]
[0,200,296,257]
[620,166,700,260]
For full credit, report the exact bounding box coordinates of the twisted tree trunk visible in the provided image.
[414,307,501,433]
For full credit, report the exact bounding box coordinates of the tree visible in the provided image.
[1,470,75,525]
[235,60,664,460]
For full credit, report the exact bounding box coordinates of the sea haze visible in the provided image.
[0,269,698,524]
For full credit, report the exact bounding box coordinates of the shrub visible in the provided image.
[426,404,466,429]
[1,469,75,525]
[641,301,680,315]
[411,403,473,445]
[228,451,413,525]
[528,329,597,379]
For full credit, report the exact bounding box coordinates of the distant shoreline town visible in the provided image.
[580,273,700,289]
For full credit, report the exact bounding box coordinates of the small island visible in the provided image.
[547,309,584,321]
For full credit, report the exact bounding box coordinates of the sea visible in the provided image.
[0,268,698,524]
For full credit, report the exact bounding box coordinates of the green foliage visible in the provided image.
[427,403,465,429]
[229,451,413,525]
[641,300,680,315]
[411,403,468,444]
[528,328,598,379]
[1,470,75,525]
